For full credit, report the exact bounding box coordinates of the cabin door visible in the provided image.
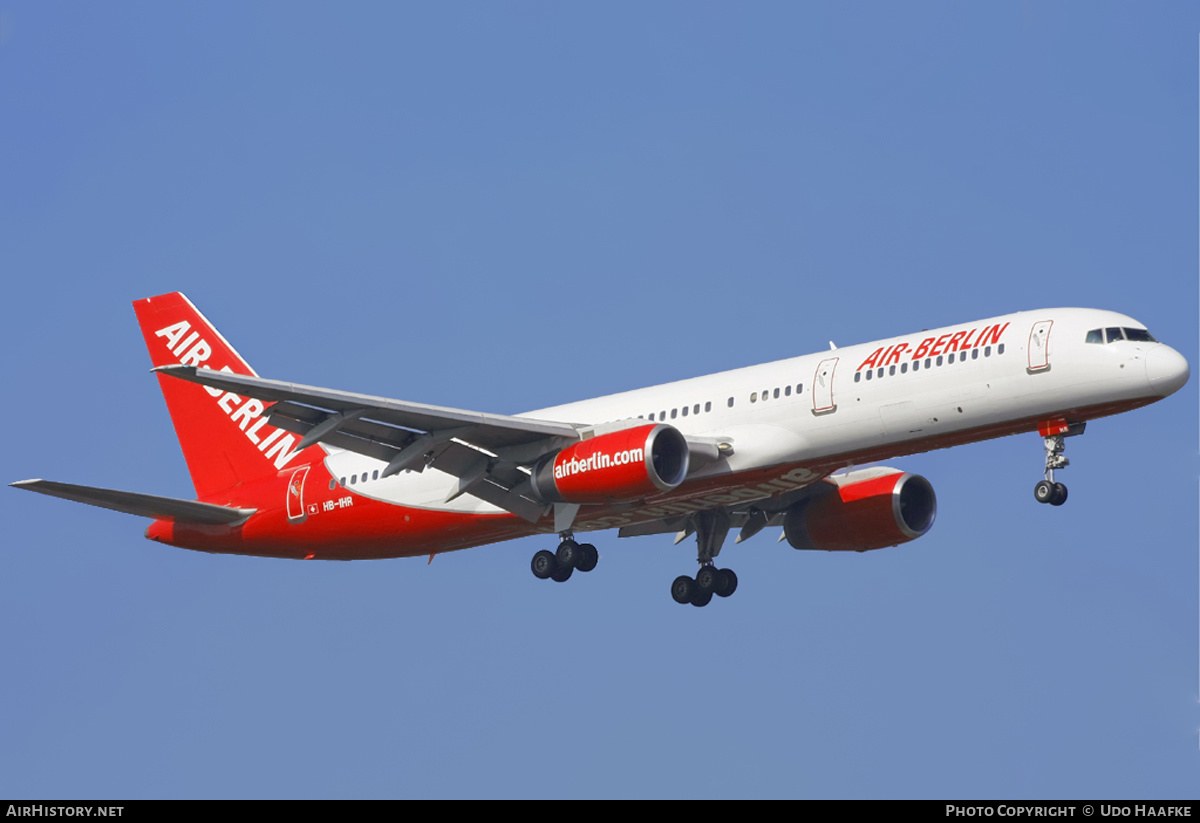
[813,357,839,413]
[286,465,311,523]
[1028,320,1053,371]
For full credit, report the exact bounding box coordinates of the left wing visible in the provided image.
[157,366,605,524]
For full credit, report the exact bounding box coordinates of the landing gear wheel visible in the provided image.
[1034,480,1056,504]
[716,568,738,598]
[576,543,599,572]
[671,575,697,605]
[1051,482,1068,506]
[690,589,713,608]
[531,550,557,580]
[696,565,721,593]
[550,563,574,583]
[556,539,580,569]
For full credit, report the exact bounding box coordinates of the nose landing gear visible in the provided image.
[1033,420,1085,506]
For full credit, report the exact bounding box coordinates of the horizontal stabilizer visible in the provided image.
[11,480,255,525]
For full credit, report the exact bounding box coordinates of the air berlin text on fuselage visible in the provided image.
[856,323,1010,372]
[154,320,303,470]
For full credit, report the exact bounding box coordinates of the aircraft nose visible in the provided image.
[1145,345,1189,397]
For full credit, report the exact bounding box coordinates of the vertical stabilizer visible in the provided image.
[132,293,322,500]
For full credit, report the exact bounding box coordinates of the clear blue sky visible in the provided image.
[1,2,1196,799]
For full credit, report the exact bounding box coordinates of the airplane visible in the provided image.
[11,293,1190,607]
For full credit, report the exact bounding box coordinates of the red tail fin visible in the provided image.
[133,293,323,500]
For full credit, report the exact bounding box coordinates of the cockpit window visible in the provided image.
[1123,327,1157,343]
[1088,326,1158,344]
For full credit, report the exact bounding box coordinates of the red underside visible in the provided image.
[144,394,1156,560]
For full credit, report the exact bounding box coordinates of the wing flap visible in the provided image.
[11,480,255,525]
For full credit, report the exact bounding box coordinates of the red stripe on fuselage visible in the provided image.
[145,394,1157,560]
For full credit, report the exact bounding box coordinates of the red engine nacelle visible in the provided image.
[783,471,936,552]
[532,423,689,504]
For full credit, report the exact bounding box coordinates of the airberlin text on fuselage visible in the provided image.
[154,321,302,470]
[857,323,1011,372]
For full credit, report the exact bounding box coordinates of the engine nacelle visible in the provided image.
[783,471,936,552]
[532,423,689,504]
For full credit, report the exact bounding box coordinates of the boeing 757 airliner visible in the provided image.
[12,293,1189,606]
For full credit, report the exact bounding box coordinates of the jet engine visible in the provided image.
[532,423,689,504]
[783,470,936,552]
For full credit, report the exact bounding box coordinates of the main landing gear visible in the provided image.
[1033,421,1085,507]
[671,565,738,607]
[530,534,598,583]
[669,509,739,608]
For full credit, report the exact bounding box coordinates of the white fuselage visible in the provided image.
[322,308,1188,533]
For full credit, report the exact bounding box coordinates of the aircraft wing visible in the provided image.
[616,479,831,545]
[156,365,589,523]
[156,365,581,449]
[157,366,740,526]
[11,479,256,525]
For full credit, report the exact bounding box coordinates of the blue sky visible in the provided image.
[1,2,1196,799]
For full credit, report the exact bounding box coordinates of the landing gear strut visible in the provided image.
[670,510,739,607]
[531,534,598,583]
[1033,421,1084,506]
